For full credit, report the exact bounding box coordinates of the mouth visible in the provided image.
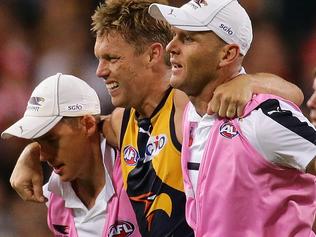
[171,63,182,68]
[170,60,183,71]
[170,62,183,77]
[106,81,119,90]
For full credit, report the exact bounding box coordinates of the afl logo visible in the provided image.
[108,221,135,237]
[219,122,238,139]
[123,145,140,166]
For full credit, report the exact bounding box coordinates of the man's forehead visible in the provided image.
[95,32,131,49]
[96,30,125,42]
[94,33,138,57]
[171,27,211,37]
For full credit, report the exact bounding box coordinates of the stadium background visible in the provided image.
[0,0,315,236]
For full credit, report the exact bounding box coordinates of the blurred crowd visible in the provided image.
[0,0,315,236]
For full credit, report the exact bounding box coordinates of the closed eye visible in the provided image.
[105,55,120,63]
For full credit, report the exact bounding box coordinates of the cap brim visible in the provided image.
[1,116,63,140]
[149,3,210,31]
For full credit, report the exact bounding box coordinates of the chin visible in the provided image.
[170,80,182,90]
[111,98,123,108]
[114,98,131,108]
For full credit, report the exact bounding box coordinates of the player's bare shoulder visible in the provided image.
[173,89,189,143]
[102,108,124,148]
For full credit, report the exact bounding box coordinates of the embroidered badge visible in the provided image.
[219,122,239,139]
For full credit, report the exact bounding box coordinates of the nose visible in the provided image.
[96,60,110,79]
[307,92,316,109]
[166,38,179,56]
[39,150,52,163]
[38,144,55,163]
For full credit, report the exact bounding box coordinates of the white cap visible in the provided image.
[1,73,100,139]
[149,0,253,55]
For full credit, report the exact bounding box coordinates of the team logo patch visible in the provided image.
[108,221,135,237]
[144,134,167,162]
[27,97,45,112]
[28,96,45,106]
[219,122,238,139]
[123,145,140,166]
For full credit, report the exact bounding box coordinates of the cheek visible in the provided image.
[58,137,85,157]
[116,64,135,85]
[40,146,57,160]
[186,54,214,79]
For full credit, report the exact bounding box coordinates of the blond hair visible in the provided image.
[91,0,172,59]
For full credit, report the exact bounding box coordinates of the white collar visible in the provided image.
[187,102,217,123]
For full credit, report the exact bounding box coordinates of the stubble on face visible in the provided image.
[172,30,223,98]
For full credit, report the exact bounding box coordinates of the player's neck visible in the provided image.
[136,82,171,119]
[71,142,106,209]
[71,166,105,209]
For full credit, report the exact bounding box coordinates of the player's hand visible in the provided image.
[207,74,252,118]
[10,142,47,203]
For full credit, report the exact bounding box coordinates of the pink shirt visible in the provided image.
[181,94,316,237]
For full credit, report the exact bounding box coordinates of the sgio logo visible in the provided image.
[219,23,234,35]
[67,104,83,111]
[108,221,135,237]
[220,122,238,139]
[144,134,167,162]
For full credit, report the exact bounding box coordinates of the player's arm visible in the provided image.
[208,73,304,118]
[173,89,189,144]
[103,108,124,148]
[10,142,46,203]
[251,99,316,174]
[101,113,119,148]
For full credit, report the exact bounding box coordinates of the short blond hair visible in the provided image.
[91,0,172,59]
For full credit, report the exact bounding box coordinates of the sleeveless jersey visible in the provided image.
[120,88,193,237]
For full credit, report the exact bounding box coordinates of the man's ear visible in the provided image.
[80,115,97,136]
[146,42,165,67]
[219,44,240,67]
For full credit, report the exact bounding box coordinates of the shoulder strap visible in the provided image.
[119,108,131,150]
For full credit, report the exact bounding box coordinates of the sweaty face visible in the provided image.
[307,77,316,126]
[94,32,147,108]
[35,119,89,182]
[166,28,223,97]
